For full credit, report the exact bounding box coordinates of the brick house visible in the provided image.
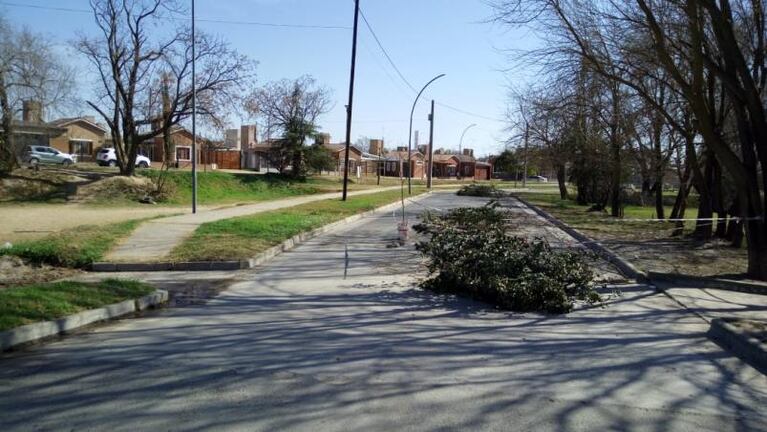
[140,127,202,168]
[474,161,493,181]
[456,149,477,179]
[321,142,363,174]
[48,117,108,162]
[384,147,426,179]
[431,153,460,178]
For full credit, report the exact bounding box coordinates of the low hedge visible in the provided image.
[456,183,506,198]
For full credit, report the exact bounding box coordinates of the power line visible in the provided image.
[0,1,351,30]
[358,8,417,93]
[356,3,504,123]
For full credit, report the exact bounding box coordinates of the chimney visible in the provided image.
[225,129,241,149]
[240,125,257,149]
[316,133,331,145]
[369,139,384,155]
[22,100,43,124]
[463,148,474,157]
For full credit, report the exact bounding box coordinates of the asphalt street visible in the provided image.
[1,192,765,431]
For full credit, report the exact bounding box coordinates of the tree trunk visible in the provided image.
[725,197,744,248]
[556,163,568,200]
[0,70,17,175]
[693,152,715,240]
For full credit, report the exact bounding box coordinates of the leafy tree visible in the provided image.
[305,144,335,174]
[245,76,331,179]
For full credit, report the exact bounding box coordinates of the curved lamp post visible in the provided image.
[458,123,477,154]
[408,74,445,194]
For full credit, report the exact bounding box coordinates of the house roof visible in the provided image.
[432,154,460,164]
[322,143,362,155]
[1,120,66,136]
[455,154,476,163]
[49,117,107,133]
[476,161,493,167]
[386,150,424,160]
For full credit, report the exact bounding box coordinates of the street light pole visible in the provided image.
[341,0,360,201]
[191,0,197,214]
[427,100,435,189]
[408,73,445,194]
[458,123,477,154]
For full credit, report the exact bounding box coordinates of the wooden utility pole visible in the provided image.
[342,0,360,201]
[427,100,435,189]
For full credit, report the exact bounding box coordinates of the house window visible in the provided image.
[176,146,191,161]
[69,140,93,161]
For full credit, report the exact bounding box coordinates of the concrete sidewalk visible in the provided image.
[658,282,767,323]
[105,186,401,262]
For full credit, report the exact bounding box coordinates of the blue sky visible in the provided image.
[1,0,537,156]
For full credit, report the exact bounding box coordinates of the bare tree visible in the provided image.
[493,0,767,279]
[76,0,254,176]
[245,76,331,178]
[0,16,77,174]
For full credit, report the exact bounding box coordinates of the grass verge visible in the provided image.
[170,188,425,261]
[517,192,700,241]
[0,279,154,331]
[0,219,144,268]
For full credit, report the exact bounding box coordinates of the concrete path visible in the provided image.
[2,193,766,431]
[105,186,400,262]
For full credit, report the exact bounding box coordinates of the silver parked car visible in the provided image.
[23,146,76,167]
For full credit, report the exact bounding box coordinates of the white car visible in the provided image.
[96,148,151,168]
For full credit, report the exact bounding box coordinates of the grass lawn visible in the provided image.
[170,188,425,261]
[0,219,145,268]
[0,279,154,331]
[517,191,700,241]
[140,171,357,205]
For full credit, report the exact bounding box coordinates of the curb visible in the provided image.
[512,194,649,282]
[0,289,168,352]
[649,272,767,295]
[512,195,767,295]
[707,318,767,374]
[91,192,433,273]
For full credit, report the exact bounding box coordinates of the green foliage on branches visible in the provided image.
[456,183,505,197]
[414,203,600,313]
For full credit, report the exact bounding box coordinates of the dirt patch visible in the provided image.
[0,255,80,289]
[75,176,157,203]
[0,169,85,202]
[0,204,183,243]
[601,236,747,277]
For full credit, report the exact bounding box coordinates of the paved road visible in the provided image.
[106,186,400,262]
[1,193,766,431]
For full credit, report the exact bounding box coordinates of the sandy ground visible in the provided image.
[0,203,189,243]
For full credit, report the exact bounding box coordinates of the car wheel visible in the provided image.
[29,158,39,167]
[62,160,73,167]
[138,161,149,169]
[108,160,117,167]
